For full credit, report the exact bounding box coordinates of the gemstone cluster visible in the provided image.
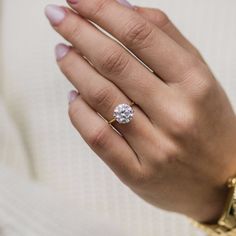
[113,104,134,124]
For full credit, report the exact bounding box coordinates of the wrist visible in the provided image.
[198,186,228,224]
[190,179,230,223]
[192,155,236,223]
[191,176,236,235]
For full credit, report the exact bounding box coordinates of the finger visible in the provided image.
[135,7,205,62]
[56,44,156,159]
[66,0,207,84]
[68,92,141,183]
[45,5,171,118]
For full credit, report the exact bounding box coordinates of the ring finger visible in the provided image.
[56,44,157,160]
[68,93,141,183]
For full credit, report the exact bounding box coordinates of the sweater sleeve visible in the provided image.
[0,97,128,236]
[0,98,31,177]
[0,166,129,236]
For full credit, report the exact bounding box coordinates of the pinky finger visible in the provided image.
[68,91,140,183]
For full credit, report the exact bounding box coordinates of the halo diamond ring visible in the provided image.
[108,102,135,125]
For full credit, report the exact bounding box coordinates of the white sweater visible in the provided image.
[1,0,235,235]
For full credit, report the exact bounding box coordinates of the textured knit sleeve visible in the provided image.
[0,166,129,236]
[0,96,129,236]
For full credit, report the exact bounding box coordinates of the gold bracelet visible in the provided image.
[191,177,236,236]
[191,220,236,236]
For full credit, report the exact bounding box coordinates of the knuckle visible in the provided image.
[170,107,197,137]
[182,60,216,101]
[101,47,129,75]
[182,56,203,81]
[152,9,169,28]
[122,18,155,49]
[128,168,150,188]
[68,24,81,43]
[180,114,195,134]
[190,56,204,71]
[198,77,216,98]
[90,86,116,112]
[88,126,110,148]
[89,0,110,18]
[161,141,181,165]
[197,66,217,93]
[129,173,146,188]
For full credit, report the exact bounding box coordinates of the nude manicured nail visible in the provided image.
[116,0,133,8]
[55,43,70,61]
[68,90,79,103]
[45,5,66,26]
[67,0,78,4]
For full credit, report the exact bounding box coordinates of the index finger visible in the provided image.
[66,0,205,84]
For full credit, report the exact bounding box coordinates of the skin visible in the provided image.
[45,0,236,223]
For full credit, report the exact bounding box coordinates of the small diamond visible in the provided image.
[113,104,134,124]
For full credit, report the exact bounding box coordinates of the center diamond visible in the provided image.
[113,104,134,124]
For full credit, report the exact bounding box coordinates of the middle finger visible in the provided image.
[45,5,172,119]
[67,0,204,84]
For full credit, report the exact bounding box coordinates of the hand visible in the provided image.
[45,1,236,223]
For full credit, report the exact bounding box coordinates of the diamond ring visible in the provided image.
[108,102,135,125]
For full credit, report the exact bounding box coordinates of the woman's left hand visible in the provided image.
[45,0,236,223]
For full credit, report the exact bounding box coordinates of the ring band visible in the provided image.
[108,102,135,125]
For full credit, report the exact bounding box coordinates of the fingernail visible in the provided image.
[55,43,70,61]
[116,0,133,8]
[68,90,79,103]
[45,4,66,26]
[67,0,78,4]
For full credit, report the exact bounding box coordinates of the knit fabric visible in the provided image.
[1,0,236,235]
